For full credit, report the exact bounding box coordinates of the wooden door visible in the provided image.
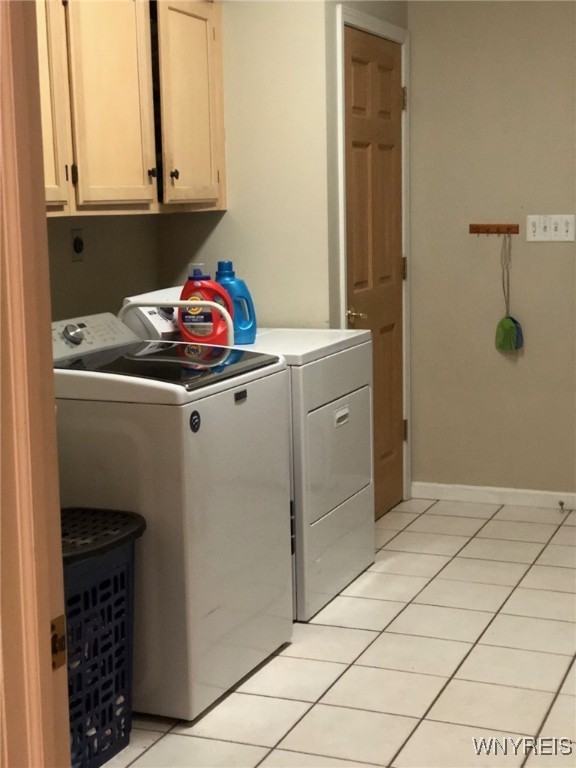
[36,0,73,207]
[156,0,223,203]
[1,1,70,764]
[66,0,157,204]
[345,26,404,518]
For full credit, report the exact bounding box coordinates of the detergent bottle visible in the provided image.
[178,266,234,346]
[215,260,257,344]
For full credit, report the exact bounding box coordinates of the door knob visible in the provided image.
[346,309,368,322]
[170,168,180,180]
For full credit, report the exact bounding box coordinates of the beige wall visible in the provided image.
[408,1,576,492]
[159,1,332,328]
[48,215,159,319]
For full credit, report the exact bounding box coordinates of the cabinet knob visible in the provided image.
[148,168,157,178]
[170,168,180,180]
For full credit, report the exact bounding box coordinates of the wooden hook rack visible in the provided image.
[469,224,519,235]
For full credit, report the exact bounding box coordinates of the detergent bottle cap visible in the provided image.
[188,263,210,280]
[216,260,235,278]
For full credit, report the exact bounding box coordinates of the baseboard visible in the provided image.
[411,482,576,511]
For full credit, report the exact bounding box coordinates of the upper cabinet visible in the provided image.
[36,0,226,216]
[36,0,73,207]
[155,0,224,204]
[66,0,157,206]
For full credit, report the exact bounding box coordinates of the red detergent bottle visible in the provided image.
[178,266,234,346]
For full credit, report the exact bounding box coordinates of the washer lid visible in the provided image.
[54,340,280,392]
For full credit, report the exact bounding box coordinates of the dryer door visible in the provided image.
[305,386,372,525]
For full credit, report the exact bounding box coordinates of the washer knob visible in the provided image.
[63,323,84,345]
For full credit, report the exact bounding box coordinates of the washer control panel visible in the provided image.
[52,312,141,364]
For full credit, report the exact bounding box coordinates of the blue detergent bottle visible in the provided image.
[215,261,257,344]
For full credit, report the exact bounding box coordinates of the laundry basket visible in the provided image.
[61,507,146,768]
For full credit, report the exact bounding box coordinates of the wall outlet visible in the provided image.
[70,228,85,262]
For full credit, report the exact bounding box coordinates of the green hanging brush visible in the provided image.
[495,233,523,352]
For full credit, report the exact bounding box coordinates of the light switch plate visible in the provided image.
[526,214,574,242]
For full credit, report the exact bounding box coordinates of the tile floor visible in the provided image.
[112,499,576,768]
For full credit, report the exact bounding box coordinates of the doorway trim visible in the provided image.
[335,6,411,500]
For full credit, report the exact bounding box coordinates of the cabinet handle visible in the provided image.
[147,168,157,178]
[170,169,180,180]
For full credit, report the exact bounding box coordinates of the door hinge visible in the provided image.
[402,257,407,281]
[51,614,66,671]
[71,164,78,185]
[402,86,407,111]
[403,419,408,441]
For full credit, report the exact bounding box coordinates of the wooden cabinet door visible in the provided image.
[157,0,224,203]
[66,0,157,205]
[36,0,73,206]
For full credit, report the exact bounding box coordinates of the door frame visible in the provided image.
[335,6,411,501]
[1,1,70,765]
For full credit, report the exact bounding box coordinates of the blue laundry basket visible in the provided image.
[61,507,146,768]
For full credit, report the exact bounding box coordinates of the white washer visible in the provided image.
[121,290,375,620]
[53,313,293,721]
[238,329,375,621]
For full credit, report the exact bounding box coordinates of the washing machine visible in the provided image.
[122,289,375,621]
[53,312,293,721]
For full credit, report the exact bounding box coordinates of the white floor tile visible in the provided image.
[406,514,486,537]
[104,730,165,768]
[458,538,544,564]
[278,704,417,766]
[310,595,405,631]
[439,557,529,586]
[425,500,500,519]
[561,661,576,696]
[477,521,558,544]
[375,528,398,549]
[391,499,436,514]
[414,578,512,612]
[356,631,472,677]
[386,603,493,643]
[520,565,576,593]
[342,571,430,602]
[480,614,576,656]
[551,527,576,547]
[260,750,369,768]
[173,693,310,748]
[496,506,566,525]
[525,744,576,766]
[130,734,268,767]
[236,656,346,702]
[502,588,576,622]
[376,511,420,530]
[131,714,178,733]
[280,622,377,664]
[428,679,554,734]
[393,720,525,767]
[455,644,573,693]
[537,694,576,740]
[370,550,450,577]
[321,665,447,718]
[384,531,469,556]
[537,545,576,568]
